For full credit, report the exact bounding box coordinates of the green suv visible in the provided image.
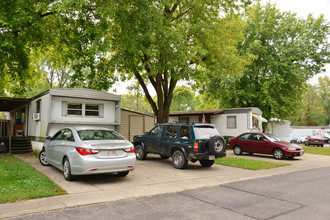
[133,123,226,169]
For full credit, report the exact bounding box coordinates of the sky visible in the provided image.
[111,0,330,94]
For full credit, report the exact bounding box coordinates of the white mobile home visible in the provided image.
[0,88,156,152]
[290,126,323,139]
[169,107,267,137]
[28,88,121,149]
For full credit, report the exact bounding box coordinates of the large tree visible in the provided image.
[105,0,251,123]
[1,1,250,123]
[201,2,330,119]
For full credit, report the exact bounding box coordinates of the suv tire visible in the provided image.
[172,150,188,169]
[209,136,225,156]
[135,144,147,160]
[199,159,214,167]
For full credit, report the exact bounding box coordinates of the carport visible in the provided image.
[0,97,31,153]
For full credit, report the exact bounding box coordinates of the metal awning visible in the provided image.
[0,97,30,112]
[252,113,268,123]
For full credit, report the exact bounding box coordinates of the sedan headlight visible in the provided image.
[287,147,297,151]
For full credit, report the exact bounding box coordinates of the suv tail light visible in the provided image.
[124,146,135,153]
[194,142,199,152]
[75,147,99,156]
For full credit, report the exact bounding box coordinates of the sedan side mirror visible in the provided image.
[45,136,51,140]
[145,132,150,136]
[263,139,269,143]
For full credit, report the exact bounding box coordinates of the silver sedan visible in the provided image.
[39,127,136,181]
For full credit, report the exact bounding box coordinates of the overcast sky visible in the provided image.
[111,1,330,94]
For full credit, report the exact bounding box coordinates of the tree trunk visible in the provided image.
[133,70,177,124]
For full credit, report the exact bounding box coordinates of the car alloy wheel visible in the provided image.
[233,145,242,155]
[172,150,188,169]
[38,148,49,166]
[63,158,74,181]
[273,149,284,160]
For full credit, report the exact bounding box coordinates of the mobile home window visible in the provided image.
[85,104,99,116]
[36,100,41,113]
[67,103,82,115]
[227,116,236,129]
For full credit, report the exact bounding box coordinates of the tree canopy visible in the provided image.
[104,0,251,122]
[1,0,251,123]
[289,76,330,126]
[200,2,330,119]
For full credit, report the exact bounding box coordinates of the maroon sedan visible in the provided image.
[227,133,304,160]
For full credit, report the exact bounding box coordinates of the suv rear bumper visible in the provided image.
[188,152,226,160]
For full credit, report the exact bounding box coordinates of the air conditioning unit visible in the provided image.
[32,113,40,121]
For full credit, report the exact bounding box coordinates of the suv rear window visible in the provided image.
[194,126,220,139]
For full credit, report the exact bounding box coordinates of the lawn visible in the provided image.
[215,157,291,170]
[0,154,66,204]
[303,146,330,156]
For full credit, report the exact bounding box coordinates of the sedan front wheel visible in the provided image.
[39,148,50,166]
[273,149,284,160]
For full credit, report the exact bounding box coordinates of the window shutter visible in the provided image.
[99,104,104,118]
[62,101,67,116]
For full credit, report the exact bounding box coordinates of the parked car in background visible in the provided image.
[133,123,226,169]
[227,132,304,160]
[39,127,136,181]
[322,136,330,144]
[305,136,324,147]
[298,136,307,144]
[290,137,298,143]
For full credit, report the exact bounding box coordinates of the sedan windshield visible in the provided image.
[264,134,283,142]
[78,130,124,141]
[194,126,220,139]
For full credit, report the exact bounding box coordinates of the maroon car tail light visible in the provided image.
[194,142,199,152]
[124,146,135,153]
[75,147,100,156]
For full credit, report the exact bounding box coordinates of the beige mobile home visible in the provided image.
[169,107,267,137]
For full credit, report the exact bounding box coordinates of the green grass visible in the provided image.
[215,157,291,170]
[0,154,66,204]
[303,146,330,156]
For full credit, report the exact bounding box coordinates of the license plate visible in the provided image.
[315,140,318,142]
[107,150,118,157]
[209,155,215,160]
